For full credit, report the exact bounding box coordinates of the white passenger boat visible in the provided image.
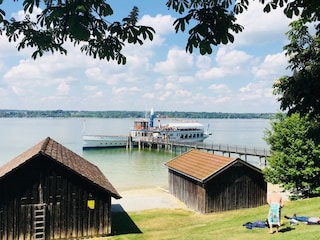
[82,109,211,149]
[82,135,130,148]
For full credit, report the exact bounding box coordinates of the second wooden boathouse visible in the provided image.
[0,137,121,240]
[165,150,267,213]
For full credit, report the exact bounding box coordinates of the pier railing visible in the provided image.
[135,137,271,158]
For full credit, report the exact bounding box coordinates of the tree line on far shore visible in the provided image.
[0,109,274,119]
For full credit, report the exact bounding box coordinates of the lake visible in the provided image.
[0,118,270,190]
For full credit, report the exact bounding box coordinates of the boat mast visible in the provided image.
[149,108,154,128]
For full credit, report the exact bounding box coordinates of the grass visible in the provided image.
[103,197,320,240]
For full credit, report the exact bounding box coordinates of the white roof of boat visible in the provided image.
[165,122,204,128]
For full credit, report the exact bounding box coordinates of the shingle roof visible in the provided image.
[165,149,261,183]
[0,137,121,199]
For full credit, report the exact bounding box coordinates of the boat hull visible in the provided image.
[83,132,209,149]
[83,135,130,149]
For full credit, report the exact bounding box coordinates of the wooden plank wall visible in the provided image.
[168,170,204,212]
[0,158,112,240]
[206,166,267,213]
[168,165,267,213]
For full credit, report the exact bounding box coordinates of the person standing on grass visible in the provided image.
[267,191,284,234]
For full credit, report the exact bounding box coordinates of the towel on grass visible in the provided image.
[243,220,267,229]
[268,202,281,226]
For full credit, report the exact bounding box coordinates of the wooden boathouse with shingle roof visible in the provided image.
[165,149,266,213]
[0,137,121,240]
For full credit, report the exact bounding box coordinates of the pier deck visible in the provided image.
[133,137,271,166]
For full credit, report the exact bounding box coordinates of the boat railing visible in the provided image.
[83,134,129,138]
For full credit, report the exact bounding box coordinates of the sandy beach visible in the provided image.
[111,187,188,212]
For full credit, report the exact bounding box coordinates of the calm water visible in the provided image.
[0,118,270,190]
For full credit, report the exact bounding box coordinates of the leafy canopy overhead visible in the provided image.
[0,1,154,64]
[166,0,320,55]
[273,19,320,117]
[0,0,320,63]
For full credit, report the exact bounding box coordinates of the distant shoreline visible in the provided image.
[0,109,275,119]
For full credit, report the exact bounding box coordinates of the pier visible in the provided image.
[133,137,271,167]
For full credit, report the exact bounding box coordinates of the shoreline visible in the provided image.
[112,186,188,212]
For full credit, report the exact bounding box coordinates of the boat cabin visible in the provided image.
[133,119,149,130]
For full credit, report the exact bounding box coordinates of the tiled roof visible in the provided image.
[165,149,260,182]
[0,137,121,199]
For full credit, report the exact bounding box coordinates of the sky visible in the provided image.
[0,1,296,113]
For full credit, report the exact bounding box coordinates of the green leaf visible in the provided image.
[76,5,87,13]
[227,33,234,43]
[147,30,154,41]
[199,41,211,55]
[221,34,228,44]
[294,8,300,16]
[23,0,34,14]
[264,3,271,13]
[286,8,293,18]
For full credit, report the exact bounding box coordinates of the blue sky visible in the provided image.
[0,1,294,112]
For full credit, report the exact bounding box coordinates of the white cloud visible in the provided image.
[196,56,212,70]
[94,91,104,97]
[196,67,225,79]
[196,47,254,80]
[165,82,179,90]
[139,14,175,35]
[154,83,164,90]
[0,35,23,59]
[56,82,70,96]
[237,81,277,110]
[235,1,293,46]
[84,85,98,91]
[178,76,194,83]
[252,52,289,80]
[175,89,192,97]
[85,67,119,85]
[112,86,140,95]
[208,84,231,93]
[154,48,194,74]
[159,91,172,101]
[11,85,24,95]
[142,92,155,99]
[216,47,253,67]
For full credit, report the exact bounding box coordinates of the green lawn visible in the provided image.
[105,197,320,240]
